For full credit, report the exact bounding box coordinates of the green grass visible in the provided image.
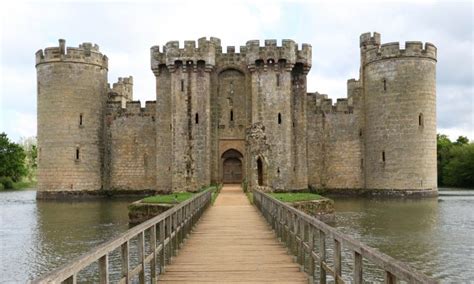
[142,192,194,204]
[270,192,322,203]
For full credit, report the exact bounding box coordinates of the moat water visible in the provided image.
[0,189,473,282]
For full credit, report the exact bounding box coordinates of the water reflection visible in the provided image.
[0,190,135,282]
[1,189,473,282]
[333,191,474,281]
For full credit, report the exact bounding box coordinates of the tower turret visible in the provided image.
[36,39,108,195]
[361,33,437,191]
[246,39,311,190]
[151,37,219,192]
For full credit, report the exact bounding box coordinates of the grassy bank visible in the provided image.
[270,192,322,203]
[0,178,36,191]
[141,184,221,204]
[142,192,193,204]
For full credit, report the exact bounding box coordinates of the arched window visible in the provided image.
[230,110,234,122]
[382,151,386,162]
[419,113,424,127]
[278,113,282,124]
[383,78,387,92]
[195,113,199,124]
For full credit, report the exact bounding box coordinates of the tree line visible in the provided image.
[0,132,37,190]
[437,134,474,188]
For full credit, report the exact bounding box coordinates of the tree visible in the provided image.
[0,132,27,182]
[437,134,452,186]
[443,143,474,188]
[18,136,38,182]
[454,136,469,146]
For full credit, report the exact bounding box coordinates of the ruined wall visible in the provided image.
[36,40,108,192]
[105,101,156,190]
[361,34,437,190]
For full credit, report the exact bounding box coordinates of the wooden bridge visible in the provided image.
[32,185,436,283]
[159,184,306,283]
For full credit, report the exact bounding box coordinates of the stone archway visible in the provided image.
[221,149,243,184]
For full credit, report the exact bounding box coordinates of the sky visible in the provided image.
[0,0,472,142]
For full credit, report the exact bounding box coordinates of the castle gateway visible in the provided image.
[35,32,438,197]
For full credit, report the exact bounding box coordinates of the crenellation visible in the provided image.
[36,39,108,69]
[363,36,437,65]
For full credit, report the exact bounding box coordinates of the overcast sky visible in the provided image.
[0,0,472,142]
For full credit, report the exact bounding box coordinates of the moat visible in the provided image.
[0,189,473,282]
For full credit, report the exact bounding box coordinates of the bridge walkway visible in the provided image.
[159,184,307,283]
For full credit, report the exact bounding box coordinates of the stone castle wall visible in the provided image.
[36,33,438,197]
[105,101,156,191]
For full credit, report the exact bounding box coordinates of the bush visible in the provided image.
[0,183,4,190]
[0,176,14,189]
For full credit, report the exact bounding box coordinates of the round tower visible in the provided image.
[36,39,108,195]
[361,32,437,192]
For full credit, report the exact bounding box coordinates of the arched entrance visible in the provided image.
[221,149,243,184]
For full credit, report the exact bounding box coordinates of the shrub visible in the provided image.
[0,176,14,189]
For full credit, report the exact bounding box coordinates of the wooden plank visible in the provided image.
[319,230,327,284]
[137,232,145,284]
[334,238,342,279]
[354,251,363,284]
[150,224,157,282]
[159,185,308,283]
[98,254,108,284]
[121,241,129,284]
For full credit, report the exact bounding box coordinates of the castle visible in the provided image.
[35,32,438,198]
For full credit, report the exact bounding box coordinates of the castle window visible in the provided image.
[383,78,387,92]
[359,129,363,137]
[79,114,83,126]
[382,151,386,162]
[75,148,80,161]
[230,110,234,122]
[195,113,199,124]
[181,79,184,92]
[276,74,280,87]
[361,158,364,168]
[278,113,282,124]
[419,113,424,127]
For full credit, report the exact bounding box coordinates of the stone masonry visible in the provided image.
[35,32,438,197]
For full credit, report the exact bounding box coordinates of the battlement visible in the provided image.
[360,32,381,48]
[35,39,108,69]
[308,93,354,114]
[151,37,312,72]
[151,37,222,70]
[107,100,156,116]
[362,35,437,65]
[245,39,312,68]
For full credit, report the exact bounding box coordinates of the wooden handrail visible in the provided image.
[31,189,212,284]
[253,190,437,284]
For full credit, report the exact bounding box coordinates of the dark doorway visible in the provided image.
[221,149,243,184]
[257,157,263,186]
